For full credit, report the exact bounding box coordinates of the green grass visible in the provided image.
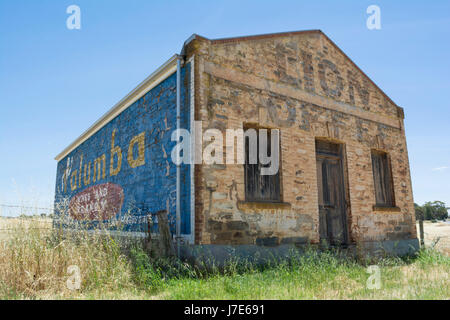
[129,248,449,300]
[0,219,448,300]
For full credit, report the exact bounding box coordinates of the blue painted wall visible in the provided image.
[54,63,191,235]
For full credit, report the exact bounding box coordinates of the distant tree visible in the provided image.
[416,201,449,221]
[414,203,424,221]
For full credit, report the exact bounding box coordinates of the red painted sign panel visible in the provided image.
[69,183,124,221]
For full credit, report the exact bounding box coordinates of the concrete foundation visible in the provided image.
[179,239,420,266]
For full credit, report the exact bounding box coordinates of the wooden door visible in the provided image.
[315,141,349,246]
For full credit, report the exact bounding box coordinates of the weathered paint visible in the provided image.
[54,64,192,235]
[69,183,124,221]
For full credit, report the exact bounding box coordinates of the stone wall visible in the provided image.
[185,31,417,246]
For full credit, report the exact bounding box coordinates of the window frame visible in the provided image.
[243,124,283,203]
[371,149,396,208]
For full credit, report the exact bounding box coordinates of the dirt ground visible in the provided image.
[417,221,450,256]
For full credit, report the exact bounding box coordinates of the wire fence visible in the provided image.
[0,205,53,232]
[1,205,448,241]
[0,204,54,217]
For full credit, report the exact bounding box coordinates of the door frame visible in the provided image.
[315,139,351,246]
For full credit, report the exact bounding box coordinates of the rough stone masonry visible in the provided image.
[184,30,418,251]
[55,30,419,256]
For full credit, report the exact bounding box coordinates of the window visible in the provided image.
[371,150,395,207]
[244,126,281,202]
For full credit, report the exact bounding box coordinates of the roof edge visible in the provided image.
[318,32,399,108]
[55,54,179,161]
[209,29,321,44]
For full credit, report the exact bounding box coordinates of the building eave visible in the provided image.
[54,54,178,162]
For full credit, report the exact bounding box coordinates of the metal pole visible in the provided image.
[176,55,182,258]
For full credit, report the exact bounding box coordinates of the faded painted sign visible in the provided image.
[54,63,192,234]
[69,183,124,221]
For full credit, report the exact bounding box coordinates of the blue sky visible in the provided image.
[0,0,449,214]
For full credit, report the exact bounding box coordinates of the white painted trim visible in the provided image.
[189,55,196,245]
[55,55,178,161]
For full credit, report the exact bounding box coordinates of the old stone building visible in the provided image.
[54,30,419,257]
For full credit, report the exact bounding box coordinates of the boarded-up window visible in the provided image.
[244,127,281,202]
[371,150,395,207]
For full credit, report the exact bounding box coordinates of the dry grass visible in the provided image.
[0,217,135,299]
[0,217,52,241]
[417,221,450,256]
[0,217,448,300]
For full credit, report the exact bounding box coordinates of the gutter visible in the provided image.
[175,54,184,258]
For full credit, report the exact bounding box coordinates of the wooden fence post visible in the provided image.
[157,210,175,258]
[147,214,152,241]
[419,213,425,248]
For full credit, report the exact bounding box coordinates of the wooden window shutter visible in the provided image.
[371,150,395,207]
[244,127,281,202]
